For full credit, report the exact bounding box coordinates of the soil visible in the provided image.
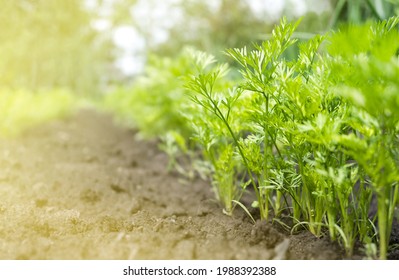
[0,109,380,260]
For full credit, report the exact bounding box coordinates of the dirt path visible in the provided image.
[0,109,347,259]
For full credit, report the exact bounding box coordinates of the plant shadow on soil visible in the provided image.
[0,109,398,259]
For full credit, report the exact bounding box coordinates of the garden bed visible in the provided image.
[0,109,361,259]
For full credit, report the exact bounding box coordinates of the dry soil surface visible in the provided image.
[0,109,362,259]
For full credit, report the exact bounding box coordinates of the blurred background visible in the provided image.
[1,0,398,94]
[1,0,398,136]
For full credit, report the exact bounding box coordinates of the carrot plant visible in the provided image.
[186,18,304,221]
[184,50,248,215]
[226,18,302,221]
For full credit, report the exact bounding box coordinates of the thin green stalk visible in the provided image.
[377,189,388,259]
[327,203,337,240]
[208,94,264,218]
[261,94,271,220]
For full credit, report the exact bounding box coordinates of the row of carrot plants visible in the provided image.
[104,17,399,259]
[185,17,399,259]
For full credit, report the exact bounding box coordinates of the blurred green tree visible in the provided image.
[0,0,112,95]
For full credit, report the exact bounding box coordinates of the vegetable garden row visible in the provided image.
[104,17,399,259]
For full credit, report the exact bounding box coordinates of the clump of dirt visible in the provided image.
[0,109,365,259]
